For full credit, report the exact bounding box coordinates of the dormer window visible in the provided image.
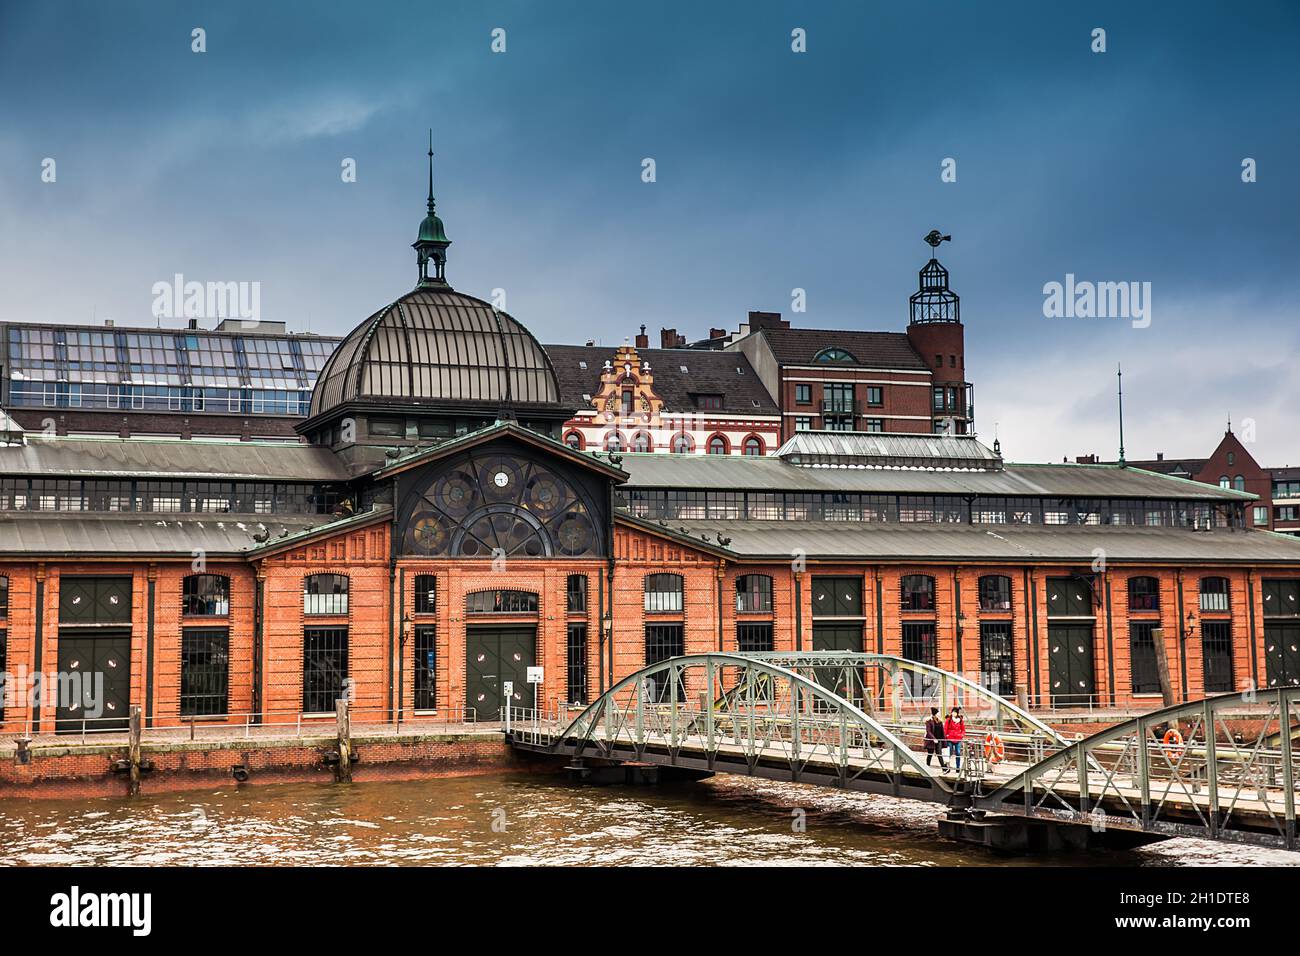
[814,347,855,364]
[692,393,723,410]
[579,360,588,370]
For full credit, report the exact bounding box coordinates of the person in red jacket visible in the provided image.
[944,706,967,773]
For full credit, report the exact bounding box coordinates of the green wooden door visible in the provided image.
[466,626,536,718]
[1048,623,1096,706]
[56,630,131,732]
[1264,623,1300,688]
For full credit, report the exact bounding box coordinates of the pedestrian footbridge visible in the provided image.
[505,652,1300,851]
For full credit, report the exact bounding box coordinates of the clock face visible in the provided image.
[493,471,509,488]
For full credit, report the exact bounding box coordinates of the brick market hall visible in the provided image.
[3,170,1300,737]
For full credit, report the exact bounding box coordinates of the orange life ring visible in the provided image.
[984,732,1005,764]
[1162,728,1185,761]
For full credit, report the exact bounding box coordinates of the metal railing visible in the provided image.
[2,706,488,746]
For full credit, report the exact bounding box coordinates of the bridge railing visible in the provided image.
[978,686,1300,848]
[546,653,941,786]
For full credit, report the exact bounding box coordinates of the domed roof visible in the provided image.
[309,287,563,420]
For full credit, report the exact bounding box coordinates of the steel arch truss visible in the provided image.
[978,686,1300,848]
[550,653,949,800]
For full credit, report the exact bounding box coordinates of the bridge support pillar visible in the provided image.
[937,813,1167,855]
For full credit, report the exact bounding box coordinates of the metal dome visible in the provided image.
[309,288,563,419]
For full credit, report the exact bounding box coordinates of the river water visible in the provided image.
[0,773,1294,866]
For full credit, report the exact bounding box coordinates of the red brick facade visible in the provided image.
[0,519,1294,737]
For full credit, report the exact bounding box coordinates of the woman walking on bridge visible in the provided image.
[945,706,967,773]
[924,707,948,772]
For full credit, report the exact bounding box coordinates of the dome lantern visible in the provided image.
[413,130,451,289]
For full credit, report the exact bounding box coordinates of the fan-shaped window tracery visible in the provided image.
[401,450,603,558]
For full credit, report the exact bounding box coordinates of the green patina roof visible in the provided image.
[417,208,448,244]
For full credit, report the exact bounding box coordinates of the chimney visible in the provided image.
[660,327,681,349]
[104,319,114,328]
[1075,454,1099,464]
[747,310,789,331]
[187,318,199,330]
[1156,452,1164,461]
[635,324,649,349]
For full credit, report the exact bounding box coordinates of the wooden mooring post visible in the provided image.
[335,699,353,783]
[128,705,143,796]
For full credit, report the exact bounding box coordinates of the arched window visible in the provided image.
[742,436,764,457]
[671,433,694,454]
[814,347,856,364]
[645,573,684,613]
[563,430,584,451]
[604,431,625,453]
[900,574,935,611]
[1233,475,1246,492]
[1200,576,1230,613]
[977,574,1011,612]
[707,434,728,455]
[466,590,538,614]
[183,574,230,616]
[630,431,652,453]
[1218,476,1230,489]
[736,574,773,613]
[1128,575,1160,611]
[304,574,348,615]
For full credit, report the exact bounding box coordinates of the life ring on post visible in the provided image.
[1162,728,1185,761]
[983,732,1005,764]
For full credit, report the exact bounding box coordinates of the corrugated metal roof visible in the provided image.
[0,437,349,482]
[0,513,330,557]
[614,454,1252,500]
[776,431,1002,467]
[647,518,1300,564]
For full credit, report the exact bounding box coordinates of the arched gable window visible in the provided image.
[183,574,230,616]
[742,436,764,457]
[736,574,773,613]
[645,573,684,613]
[399,449,604,559]
[814,347,856,364]
[671,433,694,454]
[604,431,625,453]
[707,434,729,455]
[977,574,1011,612]
[304,573,349,615]
[900,574,935,611]
[563,430,584,451]
[1128,575,1160,611]
[466,590,538,613]
[1199,576,1230,613]
[1233,475,1246,492]
[630,431,652,453]
[1218,476,1230,489]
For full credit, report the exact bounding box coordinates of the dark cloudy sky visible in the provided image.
[1,0,1297,464]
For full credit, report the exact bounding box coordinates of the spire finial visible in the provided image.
[426,128,435,213]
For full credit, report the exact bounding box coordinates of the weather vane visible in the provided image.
[924,229,951,249]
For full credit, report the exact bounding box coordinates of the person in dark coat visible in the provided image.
[923,707,948,770]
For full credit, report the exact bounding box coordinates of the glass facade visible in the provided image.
[621,489,1242,528]
[6,325,335,416]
